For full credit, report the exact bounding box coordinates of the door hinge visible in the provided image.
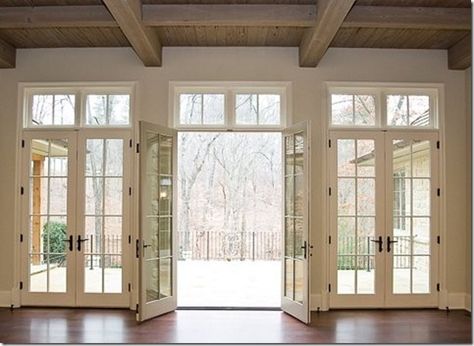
[136,239,140,258]
[128,235,132,244]
[328,139,332,148]
[436,141,440,149]
[20,186,24,195]
[129,187,132,196]
[437,236,440,244]
[129,139,133,148]
[437,188,441,197]
[328,235,332,244]
[19,281,23,290]
[20,234,23,242]
[136,304,139,312]
[328,284,331,292]
[437,283,440,292]
[329,187,332,196]
[128,283,131,292]
[136,143,140,154]
[21,139,25,148]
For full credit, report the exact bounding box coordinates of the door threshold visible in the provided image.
[177,306,281,311]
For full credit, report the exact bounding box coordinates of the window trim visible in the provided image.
[170,81,291,130]
[21,82,136,129]
[327,82,440,130]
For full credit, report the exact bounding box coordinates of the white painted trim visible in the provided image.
[0,291,12,307]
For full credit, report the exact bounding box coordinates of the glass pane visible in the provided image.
[338,178,355,215]
[236,94,258,125]
[146,259,159,302]
[49,178,67,215]
[412,141,430,177]
[409,95,430,127]
[104,217,122,254]
[393,256,411,294]
[393,218,411,252]
[413,218,430,255]
[259,94,280,125]
[180,94,202,125]
[358,217,375,255]
[159,136,172,175]
[294,218,304,259]
[337,256,355,294]
[85,216,103,254]
[412,256,430,293]
[284,258,294,299]
[49,150,68,177]
[105,139,123,176]
[294,133,304,174]
[85,255,102,293]
[30,254,47,292]
[285,176,294,215]
[104,255,122,293]
[146,132,159,175]
[294,260,303,303]
[44,217,67,254]
[338,217,356,255]
[53,95,75,125]
[86,139,104,176]
[32,95,53,125]
[331,94,353,125]
[109,95,130,125]
[159,258,172,298]
[86,95,107,125]
[285,218,294,257]
[357,178,375,216]
[356,140,375,177]
[294,174,303,217]
[159,217,172,258]
[337,139,355,176]
[285,135,294,175]
[159,177,172,215]
[49,254,67,293]
[147,217,159,259]
[393,178,411,217]
[354,95,376,126]
[393,140,412,177]
[203,94,225,125]
[104,178,123,215]
[387,95,408,126]
[412,179,430,216]
[357,256,375,294]
[85,177,103,215]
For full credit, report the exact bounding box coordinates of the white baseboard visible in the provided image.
[0,291,11,307]
[310,293,329,311]
[465,294,471,312]
[447,293,468,310]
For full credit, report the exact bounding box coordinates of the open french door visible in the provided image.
[281,121,311,324]
[138,121,178,322]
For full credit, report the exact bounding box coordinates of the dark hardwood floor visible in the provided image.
[0,308,470,344]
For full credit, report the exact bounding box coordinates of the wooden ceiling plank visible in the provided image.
[0,37,15,68]
[448,34,471,70]
[103,0,161,66]
[343,6,471,30]
[299,0,356,67]
[142,4,315,27]
[0,5,117,28]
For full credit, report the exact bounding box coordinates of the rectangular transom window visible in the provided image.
[172,83,289,129]
[23,84,134,128]
[328,84,439,129]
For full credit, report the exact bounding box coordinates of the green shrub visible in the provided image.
[42,221,67,264]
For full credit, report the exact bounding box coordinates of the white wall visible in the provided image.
[0,46,469,307]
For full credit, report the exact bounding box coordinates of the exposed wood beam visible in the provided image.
[343,6,471,30]
[142,4,315,27]
[0,38,15,68]
[448,35,471,70]
[0,4,470,30]
[103,0,162,67]
[299,0,355,67]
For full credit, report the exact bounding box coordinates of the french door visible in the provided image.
[138,121,177,322]
[20,130,131,307]
[329,130,439,308]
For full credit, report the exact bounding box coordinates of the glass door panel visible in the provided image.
[139,121,177,322]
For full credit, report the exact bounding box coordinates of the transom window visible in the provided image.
[23,84,134,128]
[172,83,289,129]
[328,85,439,129]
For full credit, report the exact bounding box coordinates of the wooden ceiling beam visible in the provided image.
[299,0,355,68]
[0,37,15,68]
[448,35,471,70]
[103,0,161,67]
[343,6,471,30]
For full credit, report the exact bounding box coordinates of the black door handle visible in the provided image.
[370,236,384,252]
[387,236,398,253]
[301,241,307,259]
[76,235,89,251]
[62,235,73,251]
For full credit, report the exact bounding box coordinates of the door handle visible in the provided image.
[76,235,89,252]
[387,236,398,253]
[62,235,73,251]
[301,241,307,259]
[370,236,384,252]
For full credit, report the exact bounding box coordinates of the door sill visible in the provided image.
[177,306,281,311]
